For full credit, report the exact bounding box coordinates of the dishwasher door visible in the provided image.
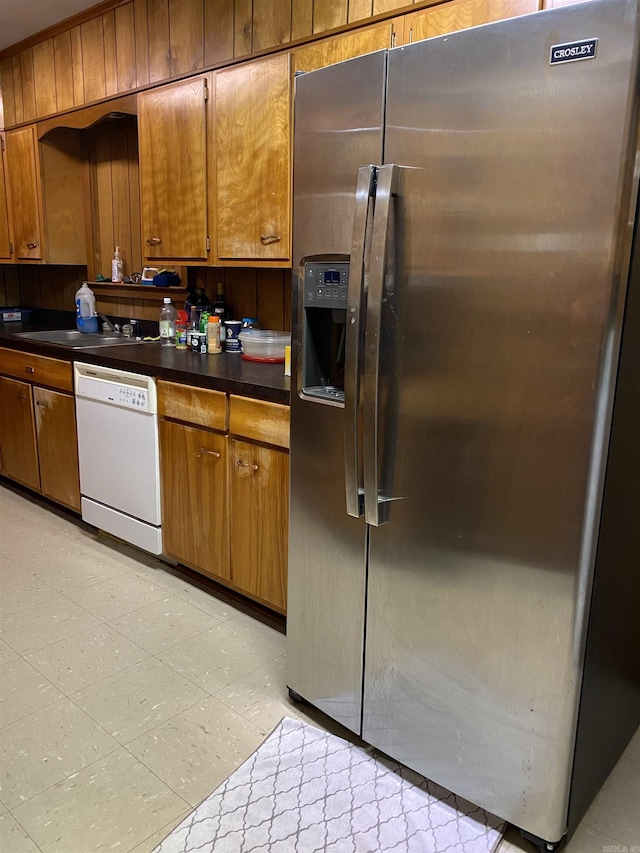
[74,363,162,554]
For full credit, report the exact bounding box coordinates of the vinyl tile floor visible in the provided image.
[0,483,638,853]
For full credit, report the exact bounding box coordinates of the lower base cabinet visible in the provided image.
[0,350,80,512]
[159,419,230,581]
[230,438,289,612]
[158,380,289,613]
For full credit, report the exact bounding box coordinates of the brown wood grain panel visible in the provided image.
[0,137,11,261]
[294,22,393,72]
[33,386,81,511]
[291,0,313,40]
[19,50,36,122]
[158,379,228,428]
[229,395,289,448]
[103,11,119,96]
[234,0,253,56]
[115,3,137,91]
[148,0,171,82]
[93,132,115,278]
[169,0,205,75]
[543,0,587,6]
[39,129,87,265]
[0,60,16,127]
[252,0,291,52]
[215,55,290,261]
[160,420,230,581]
[70,25,85,106]
[230,437,289,611]
[32,41,57,118]
[127,129,142,276]
[256,269,288,332]
[374,0,410,11]
[0,376,40,491]
[133,0,150,86]
[81,18,106,102]
[53,32,75,112]
[313,0,348,33]
[0,347,73,392]
[349,0,373,22]
[204,0,234,64]
[406,0,537,41]
[5,127,43,260]
[110,129,137,278]
[10,56,23,125]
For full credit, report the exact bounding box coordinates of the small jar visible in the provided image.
[176,323,188,349]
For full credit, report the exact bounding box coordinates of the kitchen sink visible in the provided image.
[15,330,145,348]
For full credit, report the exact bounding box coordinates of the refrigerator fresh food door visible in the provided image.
[362,0,640,843]
[287,52,387,734]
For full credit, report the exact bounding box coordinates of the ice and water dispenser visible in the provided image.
[299,259,349,403]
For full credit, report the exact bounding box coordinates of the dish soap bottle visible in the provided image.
[111,246,123,282]
[159,297,177,347]
[75,283,98,334]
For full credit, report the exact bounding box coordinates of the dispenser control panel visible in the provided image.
[303,262,349,307]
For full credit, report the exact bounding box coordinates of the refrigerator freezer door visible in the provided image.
[362,0,640,843]
[287,52,387,734]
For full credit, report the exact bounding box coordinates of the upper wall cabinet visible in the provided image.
[214,54,291,266]
[4,125,87,264]
[0,135,13,261]
[402,0,539,42]
[138,75,211,263]
[293,20,397,74]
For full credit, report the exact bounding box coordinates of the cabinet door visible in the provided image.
[4,126,43,260]
[159,420,230,580]
[293,21,396,73]
[139,76,210,261]
[0,376,40,490]
[230,438,289,612]
[33,387,81,511]
[403,0,538,43]
[215,54,290,263]
[0,134,13,261]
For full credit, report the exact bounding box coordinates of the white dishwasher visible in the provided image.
[74,363,162,555]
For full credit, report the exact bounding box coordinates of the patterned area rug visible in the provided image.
[153,716,506,853]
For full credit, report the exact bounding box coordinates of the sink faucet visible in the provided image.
[98,313,120,334]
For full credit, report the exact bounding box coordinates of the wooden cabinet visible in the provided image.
[158,381,229,579]
[33,386,81,511]
[0,348,80,511]
[0,134,13,261]
[138,76,211,262]
[214,54,291,265]
[158,381,290,612]
[293,20,397,73]
[4,125,87,264]
[402,0,538,43]
[229,395,289,613]
[0,376,40,490]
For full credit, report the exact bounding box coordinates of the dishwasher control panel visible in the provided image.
[74,363,157,414]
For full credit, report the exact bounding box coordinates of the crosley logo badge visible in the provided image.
[550,38,598,64]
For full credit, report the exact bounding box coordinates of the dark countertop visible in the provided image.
[0,321,291,405]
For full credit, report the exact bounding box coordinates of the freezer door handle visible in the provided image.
[345,164,377,518]
[363,164,397,526]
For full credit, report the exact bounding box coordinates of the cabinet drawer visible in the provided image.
[0,347,73,392]
[229,395,290,449]
[158,380,228,431]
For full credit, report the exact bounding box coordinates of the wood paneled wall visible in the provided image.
[0,0,421,129]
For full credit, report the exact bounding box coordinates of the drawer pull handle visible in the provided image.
[236,460,259,471]
[25,366,35,374]
[36,400,48,408]
[17,393,29,401]
[197,448,221,458]
[260,234,281,245]
[147,237,162,245]
[26,242,38,250]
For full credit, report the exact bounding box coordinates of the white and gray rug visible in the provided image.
[153,716,505,853]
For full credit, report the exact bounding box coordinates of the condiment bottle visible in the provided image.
[207,316,222,353]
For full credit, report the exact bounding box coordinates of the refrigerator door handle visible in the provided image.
[363,163,397,527]
[345,164,377,518]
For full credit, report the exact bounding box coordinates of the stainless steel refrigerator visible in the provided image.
[287,0,640,848]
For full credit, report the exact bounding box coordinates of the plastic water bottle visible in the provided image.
[159,297,177,347]
[75,283,98,334]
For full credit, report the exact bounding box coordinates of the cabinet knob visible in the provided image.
[25,366,35,374]
[260,234,281,245]
[147,237,162,245]
[236,460,259,471]
[197,448,221,459]
[26,242,38,250]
